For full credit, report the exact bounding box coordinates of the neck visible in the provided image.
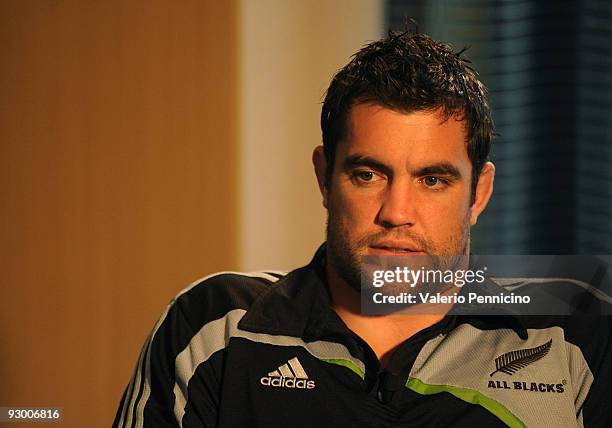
[326,263,449,367]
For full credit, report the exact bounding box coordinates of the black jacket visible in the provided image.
[114,246,612,427]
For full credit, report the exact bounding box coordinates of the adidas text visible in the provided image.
[260,376,315,389]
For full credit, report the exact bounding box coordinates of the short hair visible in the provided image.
[320,30,494,200]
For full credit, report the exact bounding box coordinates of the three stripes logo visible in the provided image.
[260,357,315,389]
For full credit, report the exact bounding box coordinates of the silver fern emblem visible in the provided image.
[490,339,552,377]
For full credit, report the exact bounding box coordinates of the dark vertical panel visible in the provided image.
[386,0,612,254]
[576,0,612,253]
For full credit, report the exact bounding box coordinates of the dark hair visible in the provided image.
[320,30,494,200]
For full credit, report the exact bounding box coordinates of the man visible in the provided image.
[114,31,611,427]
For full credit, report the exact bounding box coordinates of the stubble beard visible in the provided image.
[325,209,471,295]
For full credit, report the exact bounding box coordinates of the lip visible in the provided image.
[368,242,425,255]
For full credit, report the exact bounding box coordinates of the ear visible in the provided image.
[470,162,495,225]
[312,145,329,209]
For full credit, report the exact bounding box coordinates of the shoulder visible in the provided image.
[491,276,612,352]
[517,314,611,370]
[169,270,287,331]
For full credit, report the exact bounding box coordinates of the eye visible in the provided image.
[351,170,383,184]
[420,176,448,190]
[424,176,439,186]
[357,171,374,181]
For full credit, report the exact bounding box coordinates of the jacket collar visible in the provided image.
[238,244,528,341]
[238,245,343,341]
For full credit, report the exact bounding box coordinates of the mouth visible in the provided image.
[368,243,425,255]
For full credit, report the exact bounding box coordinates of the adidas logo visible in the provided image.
[260,357,316,389]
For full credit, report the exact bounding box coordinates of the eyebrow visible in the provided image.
[413,163,462,180]
[342,155,393,176]
[342,154,462,180]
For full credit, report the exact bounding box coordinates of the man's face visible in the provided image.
[314,103,493,291]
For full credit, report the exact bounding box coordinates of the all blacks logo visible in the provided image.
[487,339,565,393]
[487,379,565,394]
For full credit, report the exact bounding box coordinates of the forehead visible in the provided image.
[340,103,469,167]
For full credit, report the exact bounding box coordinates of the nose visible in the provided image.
[376,179,416,228]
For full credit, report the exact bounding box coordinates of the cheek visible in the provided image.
[329,195,362,232]
[330,179,379,217]
[421,193,471,231]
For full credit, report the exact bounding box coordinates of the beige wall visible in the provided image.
[0,1,237,426]
[239,0,383,271]
[0,0,383,426]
